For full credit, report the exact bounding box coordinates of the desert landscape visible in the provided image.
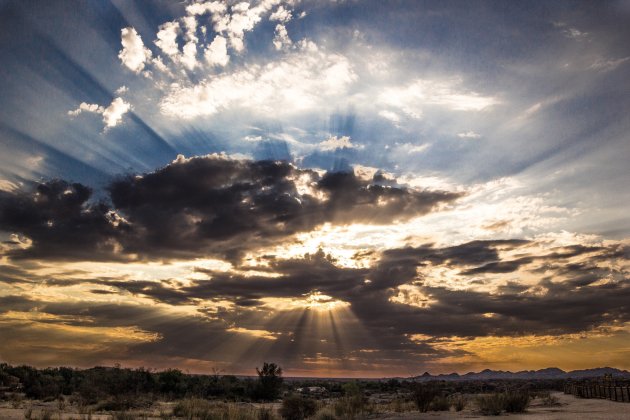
[1,1,630,419]
[2,363,629,419]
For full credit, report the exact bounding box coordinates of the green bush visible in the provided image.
[280,395,318,420]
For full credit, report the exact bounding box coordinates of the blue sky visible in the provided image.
[0,0,629,376]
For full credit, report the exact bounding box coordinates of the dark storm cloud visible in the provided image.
[0,180,122,261]
[355,243,630,340]
[99,239,629,350]
[2,238,628,369]
[0,155,462,262]
[462,244,607,275]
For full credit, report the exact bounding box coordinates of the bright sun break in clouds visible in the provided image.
[0,0,629,378]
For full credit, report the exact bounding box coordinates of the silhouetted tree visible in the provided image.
[255,362,283,400]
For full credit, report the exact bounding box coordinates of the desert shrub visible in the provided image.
[451,395,466,411]
[226,403,262,420]
[57,395,66,411]
[39,409,54,420]
[23,407,33,419]
[280,394,318,420]
[97,394,154,411]
[159,409,173,419]
[257,407,276,420]
[112,412,136,420]
[411,384,439,412]
[314,407,336,420]
[503,391,529,413]
[429,395,450,411]
[389,398,414,413]
[541,393,560,406]
[9,392,23,408]
[333,382,366,418]
[476,393,504,416]
[172,398,213,419]
[333,396,366,419]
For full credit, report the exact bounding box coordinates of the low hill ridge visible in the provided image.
[410,367,630,381]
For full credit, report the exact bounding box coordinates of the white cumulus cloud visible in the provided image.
[102,98,132,128]
[118,27,152,73]
[318,136,363,151]
[205,35,230,66]
[186,1,227,16]
[67,102,104,117]
[155,21,180,58]
[270,5,292,23]
[273,24,292,50]
[68,98,131,129]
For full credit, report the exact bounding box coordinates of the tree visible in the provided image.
[255,362,283,400]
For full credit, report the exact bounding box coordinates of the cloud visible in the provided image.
[118,27,152,73]
[102,98,131,128]
[220,0,279,52]
[270,5,292,23]
[205,35,230,66]
[589,56,630,72]
[392,142,430,154]
[67,102,104,117]
[155,21,181,58]
[378,110,400,123]
[457,131,482,139]
[92,237,630,363]
[186,1,227,16]
[0,155,462,262]
[0,180,121,260]
[159,41,357,118]
[318,136,362,151]
[68,98,131,129]
[181,41,199,70]
[561,27,589,41]
[379,78,499,118]
[273,24,292,51]
[1,176,628,373]
[0,180,19,192]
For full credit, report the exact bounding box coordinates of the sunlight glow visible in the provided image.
[261,292,350,312]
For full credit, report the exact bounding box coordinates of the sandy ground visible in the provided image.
[0,392,628,419]
[376,392,630,419]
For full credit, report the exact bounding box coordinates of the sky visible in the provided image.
[0,0,629,378]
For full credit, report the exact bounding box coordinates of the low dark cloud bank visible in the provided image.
[90,240,630,359]
[0,155,461,262]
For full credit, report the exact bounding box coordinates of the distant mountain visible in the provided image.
[410,367,630,381]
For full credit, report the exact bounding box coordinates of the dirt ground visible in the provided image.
[1,392,629,419]
[376,392,630,419]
